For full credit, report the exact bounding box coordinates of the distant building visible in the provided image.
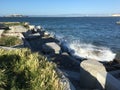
[112,14,120,17]
[4,14,28,17]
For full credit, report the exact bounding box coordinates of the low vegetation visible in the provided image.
[0,49,62,90]
[2,22,26,26]
[0,36,22,47]
[1,22,29,29]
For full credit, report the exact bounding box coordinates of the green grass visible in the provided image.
[0,49,62,90]
[2,22,25,26]
[1,22,29,29]
[0,36,22,47]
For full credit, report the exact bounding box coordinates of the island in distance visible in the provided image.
[3,14,28,17]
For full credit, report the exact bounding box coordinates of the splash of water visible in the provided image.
[69,42,116,62]
[46,30,116,62]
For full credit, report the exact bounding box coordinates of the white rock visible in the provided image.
[29,25,35,30]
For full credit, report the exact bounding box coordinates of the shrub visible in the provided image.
[0,49,62,90]
[0,36,22,47]
[0,69,6,90]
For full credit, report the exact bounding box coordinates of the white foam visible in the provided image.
[69,42,116,62]
[46,31,116,62]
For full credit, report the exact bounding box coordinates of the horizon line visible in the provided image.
[1,13,120,17]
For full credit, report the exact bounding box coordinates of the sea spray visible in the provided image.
[47,30,116,62]
[69,41,116,62]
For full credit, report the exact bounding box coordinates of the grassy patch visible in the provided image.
[0,36,22,47]
[2,22,24,26]
[0,49,62,90]
[1,22,29,29]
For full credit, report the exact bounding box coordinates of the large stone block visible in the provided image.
[80,60,120,90]
[42,42,60,55]
[80,60,106,89]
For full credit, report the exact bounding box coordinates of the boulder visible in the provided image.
[29,25,35,30]
[36,25,42,31]
[27,33,40,38]
[44,31,50,37]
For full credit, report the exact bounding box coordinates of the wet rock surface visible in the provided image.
[114,52,120,64]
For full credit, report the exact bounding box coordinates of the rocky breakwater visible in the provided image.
[23,24,78,90]
[24,23,119,90]
[0,22,28,39]
[23,23,120,90]
[0,22,29,48]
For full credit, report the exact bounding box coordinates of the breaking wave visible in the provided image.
[69,41,116,62]
[49,31,116,62]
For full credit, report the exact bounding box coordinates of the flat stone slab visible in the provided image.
[42,42,60,55]
[81,60,106,74]
[0,46,16,50]
[9,25,27,33]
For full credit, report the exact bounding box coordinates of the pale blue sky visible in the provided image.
[0,0,120,16]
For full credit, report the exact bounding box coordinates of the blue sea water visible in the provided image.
[0,17,120,61]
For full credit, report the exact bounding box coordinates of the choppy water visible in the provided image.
[0,17,120,61]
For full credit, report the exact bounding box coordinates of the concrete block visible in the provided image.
[80,60,106,89]
[42,42,60,55]
[80,60,120,90]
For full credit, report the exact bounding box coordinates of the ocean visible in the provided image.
[0,17,120,61]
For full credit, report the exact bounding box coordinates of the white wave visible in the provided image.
[44,30,116,62]
[69,42,116,62]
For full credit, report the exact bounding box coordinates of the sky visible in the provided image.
[0,0,120,16]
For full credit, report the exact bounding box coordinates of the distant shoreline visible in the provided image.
[0,16,120,18]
